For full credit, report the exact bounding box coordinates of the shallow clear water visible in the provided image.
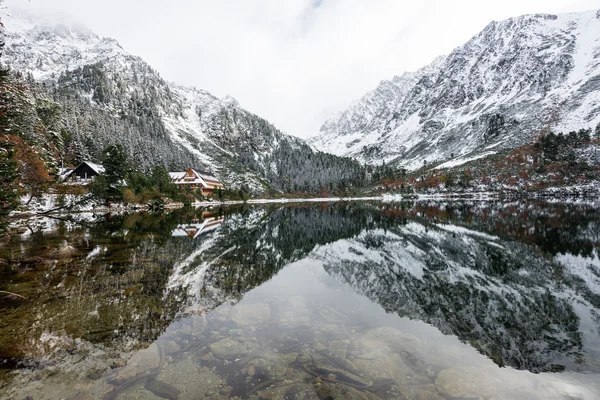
[1,201,599,399]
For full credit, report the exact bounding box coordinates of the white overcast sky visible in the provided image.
[5,0,599,138]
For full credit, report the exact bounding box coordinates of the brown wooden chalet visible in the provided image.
[169,169,224,196]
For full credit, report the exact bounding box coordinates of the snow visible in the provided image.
[247,196,381,204]
[3,8,128,81]
[311,9,600,170]
[171,218,224,239]
[84,162,105,174]
[312,229,427,280]
[436,152,497,169]
[86,246,105,260]
[555,252,600,295]
[168,172,186,180]
[2,7,326,192]
[435,223,500,241]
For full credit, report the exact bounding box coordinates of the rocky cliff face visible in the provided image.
[311,10,600,170]
[1,9,363,192]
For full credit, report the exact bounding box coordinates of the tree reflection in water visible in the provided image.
[0,201,599,399]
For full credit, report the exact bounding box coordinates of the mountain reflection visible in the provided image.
[171,201,600,373]
[1,201,599,398]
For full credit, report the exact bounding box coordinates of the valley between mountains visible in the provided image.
[1,7,600,216]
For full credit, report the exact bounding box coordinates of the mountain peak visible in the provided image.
[4,7,93,36]
[1,6,365,194]
[2,6,128,80]
[311,8,600,169]
[221,94,240,108]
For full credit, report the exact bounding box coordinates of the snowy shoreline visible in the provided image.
[8,188,600,219]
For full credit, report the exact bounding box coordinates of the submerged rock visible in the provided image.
[109,365,137,385]
[108,343,163,386]
[328,340,349,360]
[352,352,412,387]
[315,382,369,400]
[156,360,223,400]
[414,389,445,400]
[145,377,181,400]
[313,342,327,351]
[297,351,370,388]
[131,343,162,370]
[165,341,182,355]
[209,338,246,359]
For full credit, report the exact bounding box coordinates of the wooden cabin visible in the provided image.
[63,161,105,183]
[169,168,224,196]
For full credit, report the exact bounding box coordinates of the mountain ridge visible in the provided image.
[1,7,364,193]
[311,9,600,170]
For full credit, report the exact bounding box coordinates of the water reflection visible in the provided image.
[1,201,599,399]
[171,212,224,239]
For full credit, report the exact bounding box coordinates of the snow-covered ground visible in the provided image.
[436,152,497,169]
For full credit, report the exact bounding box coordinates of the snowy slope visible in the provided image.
[3,10,127,80]
[311,9,600,170]
[1,8,361,192]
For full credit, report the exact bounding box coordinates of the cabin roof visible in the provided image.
[84,162,105,174]
[169,169,223,187]
[168,172,186,180]
[62,161,105,180]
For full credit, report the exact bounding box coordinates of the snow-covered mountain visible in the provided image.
[1,9,363,192]
[311,9,600,170]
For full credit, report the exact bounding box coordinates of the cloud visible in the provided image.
[5,0,599,138]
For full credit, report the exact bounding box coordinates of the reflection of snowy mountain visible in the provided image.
[161,203,600,373]
[166,205,373,311]
[312,219,600,373]
[4,202,600,396]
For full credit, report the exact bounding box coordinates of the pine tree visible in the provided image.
[150,165,176,198]
[102,144,128,202]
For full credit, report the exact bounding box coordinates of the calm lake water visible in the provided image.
[1,201,600,400]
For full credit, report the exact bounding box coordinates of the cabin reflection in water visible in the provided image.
[171,212,224,239]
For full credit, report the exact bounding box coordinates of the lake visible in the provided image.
[1,201,599,399]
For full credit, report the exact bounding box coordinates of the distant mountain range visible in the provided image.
[4,7,599,189]
[1,8,363,193]
[310,9,600,170]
